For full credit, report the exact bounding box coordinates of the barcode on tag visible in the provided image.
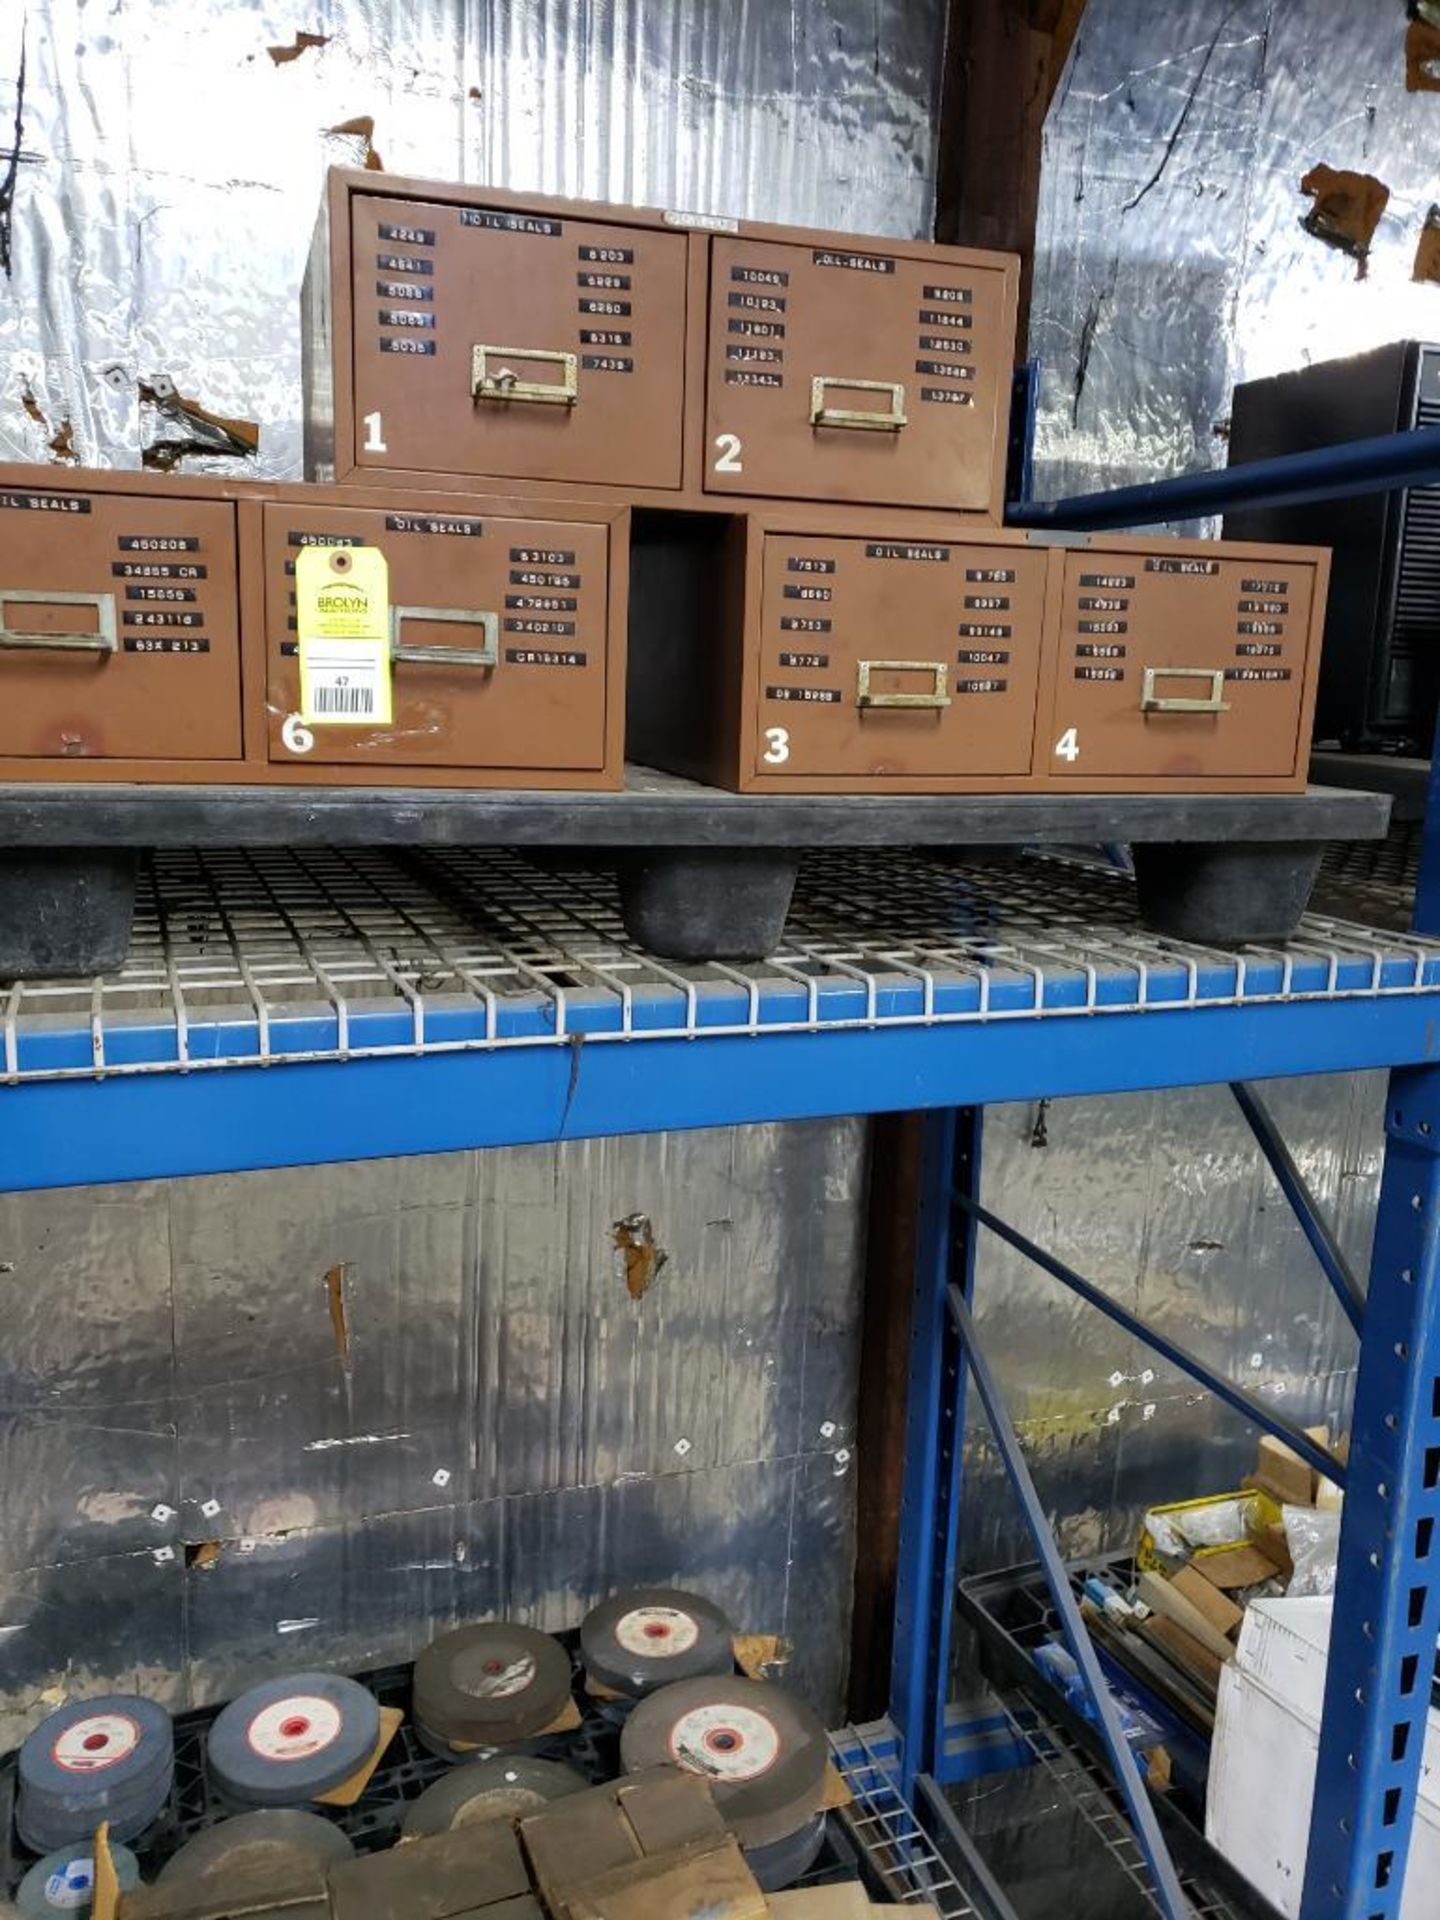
[310,682,378,716]
[300,639,388,726]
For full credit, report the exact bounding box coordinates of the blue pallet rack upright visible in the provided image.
[8,430,1440,1916]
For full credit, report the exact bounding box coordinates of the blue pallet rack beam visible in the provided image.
[946,1279,1192,1920]
[1006,424,1440,532]
[1230,1081,1367,1334]
[954,1192,1348,1488]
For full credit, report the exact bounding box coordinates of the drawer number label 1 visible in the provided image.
[1054,726,1080,762]
[763,726,790,764]
[363,411,388,453]
[713,432,744,473]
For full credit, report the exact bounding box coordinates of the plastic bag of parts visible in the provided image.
[1142,1493,1262,1562]
[1034,1641,1157,1746]
[1284,1501,1343,1597]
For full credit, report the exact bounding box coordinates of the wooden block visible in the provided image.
[566,1838,766,1920]
[1169,1564,1243,1639]
[1137,1572,1235,1664]
[328,1824,530,1920]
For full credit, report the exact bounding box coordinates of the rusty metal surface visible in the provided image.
[0,0,945,479]
[0,1121,865,1746]
[1031,0,1440,519]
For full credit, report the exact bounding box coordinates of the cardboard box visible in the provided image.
[1137,1571,1235,1664]
[1207,1598,1440,1918]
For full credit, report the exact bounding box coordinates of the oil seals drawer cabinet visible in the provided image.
[258,491,624,787]
[305,173,690,497]
[701,233,1015,514]
[304,170,1020,523]
[627,512,1052,793]
[1039,535,1329,787]
[0,474,244,778]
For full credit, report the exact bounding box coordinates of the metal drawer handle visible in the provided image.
[856,659,951,709]
[472,345,578,407]
[1141,665,1229,714]
[390,606,499,669]
[0,590,117,654]
[810,377,907,432]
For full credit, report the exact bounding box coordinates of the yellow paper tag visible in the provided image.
[297,545,392,727]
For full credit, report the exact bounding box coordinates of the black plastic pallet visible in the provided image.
[1,1642,868,1901]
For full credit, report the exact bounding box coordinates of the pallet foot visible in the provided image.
[618,850,800,961]
[0,850,139,979]
[1131,840,1323,945]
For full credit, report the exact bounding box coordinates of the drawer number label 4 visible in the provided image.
[713,432,744,473]
[1054,726,1080,762]
[763,726,790,764]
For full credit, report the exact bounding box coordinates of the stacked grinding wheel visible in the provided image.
[159,1810,355,1883]
[620,1675,829,1892]
[401,1756,587,1836]
[412,1622,572,1761]
[205,1674,380,1809]
[16,1841,139,1919]
[17,1698,174,1851]
[579,1586,736,1706]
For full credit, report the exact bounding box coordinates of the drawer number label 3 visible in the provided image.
[363,411,388,453]
[1054,726,1080,762]
[763,725,790,764]
[713,432,744,473]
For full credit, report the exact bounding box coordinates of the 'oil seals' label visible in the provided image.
[614,1607,701,1658]
[296,545,392,728]
[669,1704,780,1780]
[246,1695,343,1761]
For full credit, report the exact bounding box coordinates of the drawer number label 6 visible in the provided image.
[713,432,744,473]
[1054,726,1080,762]
[282,713,315,755]
[763,726,790,765]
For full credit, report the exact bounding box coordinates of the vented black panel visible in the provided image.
[1387,387,1440,732]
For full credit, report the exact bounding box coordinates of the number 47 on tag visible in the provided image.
[295,545,393,728]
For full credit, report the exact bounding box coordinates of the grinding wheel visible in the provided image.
[16,1842,139,1918]
[745,1812,827,1892]
[401,1756,588,1837]
[619,1676,827,1850]
[580,1587,735,1699]
[17,1698,173,1851]
[205,1674,380,1808]
[413,1623,572,1746]
[158,1809,355,1883]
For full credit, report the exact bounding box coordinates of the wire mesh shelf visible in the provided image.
[829,1724,982,1917]
[5,844,1440,1086]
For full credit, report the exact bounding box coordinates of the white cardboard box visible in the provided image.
[1206,1597,1440,1918]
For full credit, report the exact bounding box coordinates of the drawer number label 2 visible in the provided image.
[763,726,790,764]
[713,433,744,473]
[1054,726,1080,762]
[363,411,388,454]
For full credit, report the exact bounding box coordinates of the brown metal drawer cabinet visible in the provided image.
[701,235,1016,515]
[305,174,690,496]
[1037,536,1329,790]
[0,472,244,780]
[257,491,627,788]
[628,513,1051,793]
